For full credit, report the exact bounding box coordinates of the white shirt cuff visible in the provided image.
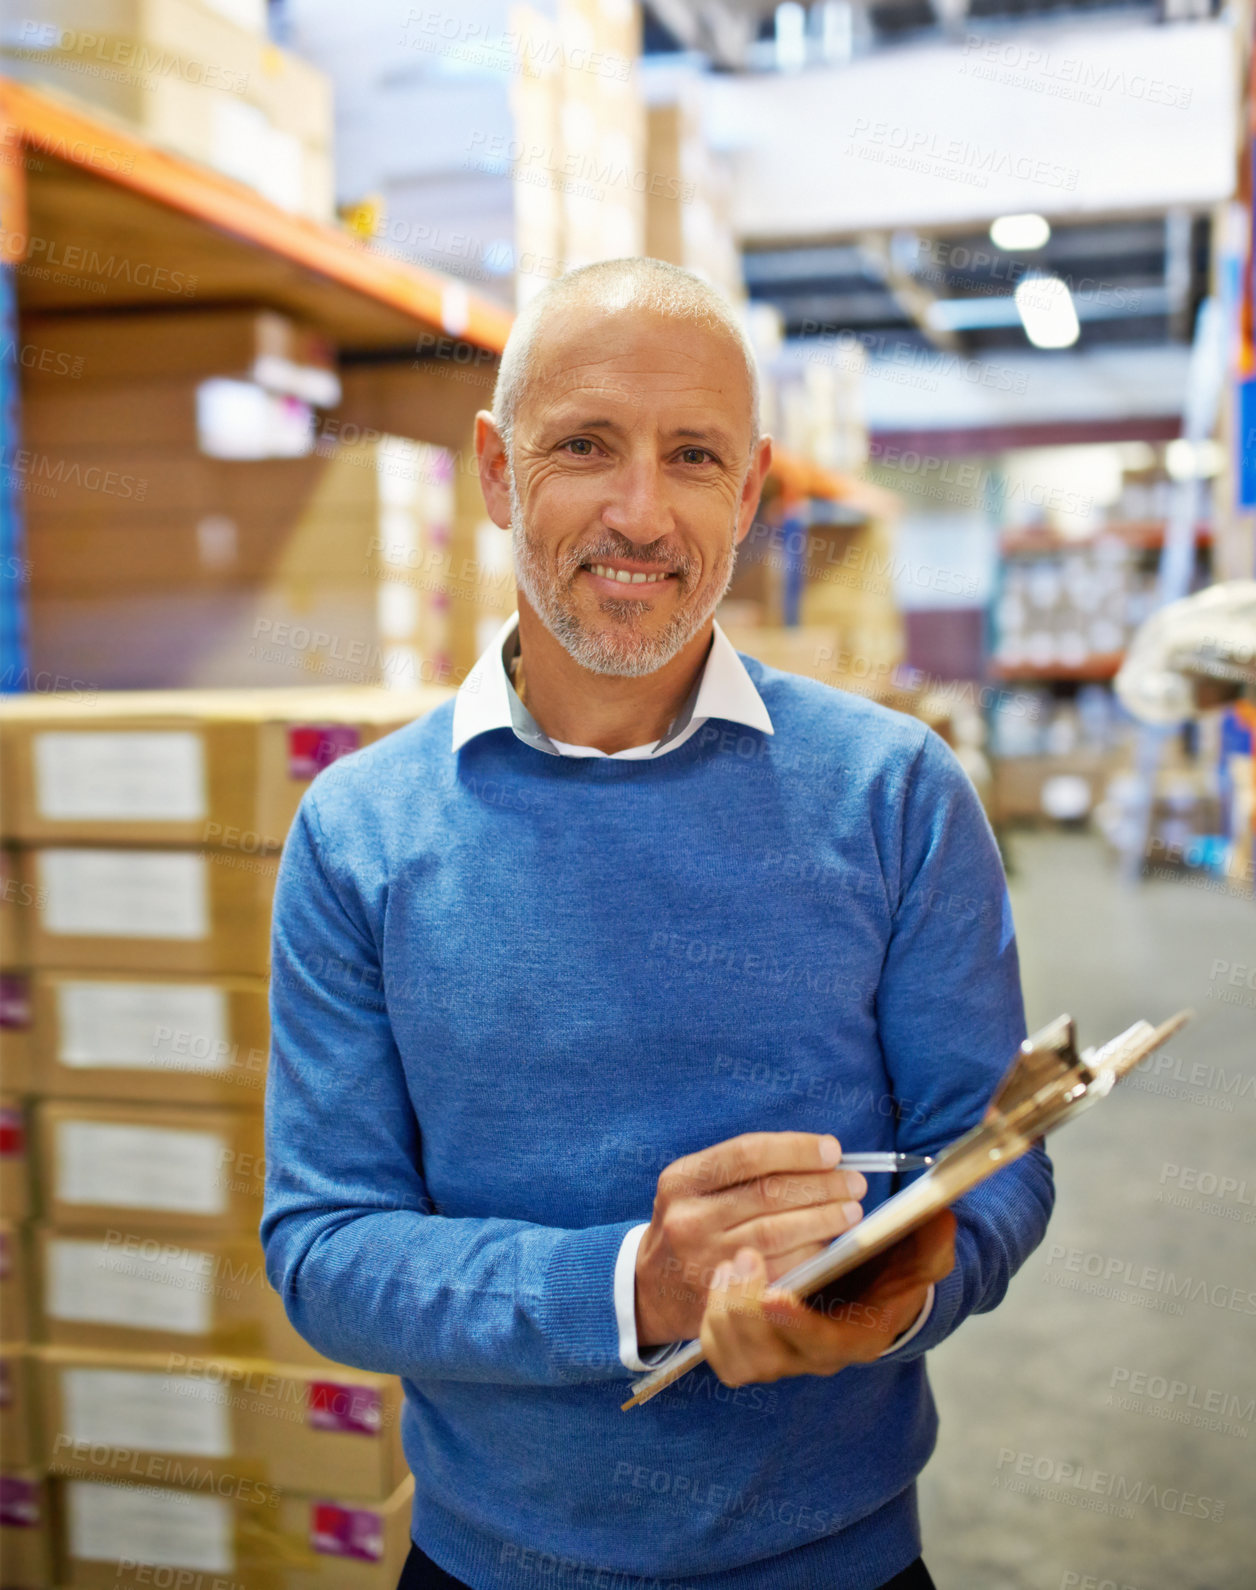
[615,1223,687,1373]
[876,1283,934,1358]
[617,1229,932,1372]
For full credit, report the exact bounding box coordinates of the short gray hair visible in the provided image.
[491,257,759,458]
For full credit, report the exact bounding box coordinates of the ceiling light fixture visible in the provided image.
[1014,273,1080,349]
[990,214,1051,251]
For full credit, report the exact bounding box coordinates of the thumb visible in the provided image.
[710,1248,767,1314]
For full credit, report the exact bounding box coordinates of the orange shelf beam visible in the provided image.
[999,522,1212,556]
[989,655,1125,682]
[0,77,512,354]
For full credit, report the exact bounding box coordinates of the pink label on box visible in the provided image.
[288,725,361,780]
[0,974,30,1030]
[307,1381,382,1435]
[310,1501,385,1561]
[0,1106,23,1158]
[0,1476,39,1528]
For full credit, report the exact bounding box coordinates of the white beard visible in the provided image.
[508,469,738,678]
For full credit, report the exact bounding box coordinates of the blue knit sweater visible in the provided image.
[262,658,1054,1590]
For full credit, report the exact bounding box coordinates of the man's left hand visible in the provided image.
[699,1211,957,1387]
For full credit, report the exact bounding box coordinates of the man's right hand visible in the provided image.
[634,1132,868,1349]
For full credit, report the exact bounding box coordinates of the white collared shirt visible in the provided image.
[451,612,774,761]
[450,613,932,1372]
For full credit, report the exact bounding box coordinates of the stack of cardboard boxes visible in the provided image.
[22,308,472,693]
[0,686,453,1588]
[509,0,646,302]
[794,515,904,681]
[644,93,742,306]
[1,845,48,1587]
[719,471,905,691]
[3,0,335,223]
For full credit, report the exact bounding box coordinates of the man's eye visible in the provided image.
[564,438,596,455]
[679,447,714,465]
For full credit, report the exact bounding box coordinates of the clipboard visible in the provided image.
[622,1009,1191,1411]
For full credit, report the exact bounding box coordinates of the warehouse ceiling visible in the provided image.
[644,4,1217,359]
[642,0,1191,66]
[742,214,1212,356]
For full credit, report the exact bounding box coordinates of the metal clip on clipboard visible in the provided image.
[622,1010,1192,1411]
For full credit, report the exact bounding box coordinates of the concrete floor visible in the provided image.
[918,830,1256,1590]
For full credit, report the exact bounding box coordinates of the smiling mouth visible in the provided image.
[582,562,677,587]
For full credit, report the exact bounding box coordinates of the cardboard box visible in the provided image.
[14,447,375,519]
[27,514,401,594]
[0,974,32,1095]
[992,751,1127,824]
[252,40,335,146]
[0,1098,30,1222]
[20,433,446,527]
[21,845,277,976]
[337,362,495,456]
[21,310,333,391]
[0,1223,29,1343]
[4,27,333,210]
[0,851,30,968]
[0,1470,52,1590]
[29,589,460,692]
[39,1345,407,1502]
[5,0,261,91]
[27,440,459,592]
[23,378,289,451]
[53,1473,414,1590]
[720,624,844,684]
[34,1226,332,1366]
[0,1346,33,1470]
[30,970,270,1108]
[0,685,450,846]
[280,1474,415,1590]
[36,1101,265,1235]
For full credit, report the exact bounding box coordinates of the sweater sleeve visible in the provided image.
[260,797,639,1386]
[868,729,1055,1364]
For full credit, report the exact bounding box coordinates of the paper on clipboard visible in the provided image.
[622,1009,1191,1411]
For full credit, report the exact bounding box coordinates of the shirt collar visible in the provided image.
[450,612,773,757]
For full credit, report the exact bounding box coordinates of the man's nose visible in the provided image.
[601,457,673,546]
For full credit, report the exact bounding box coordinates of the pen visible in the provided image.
[835,1153,933,1172]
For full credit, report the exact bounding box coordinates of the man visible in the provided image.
[262,257,1053,1590]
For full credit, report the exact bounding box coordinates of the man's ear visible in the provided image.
[734,435,773,548]
[475,411,513,530]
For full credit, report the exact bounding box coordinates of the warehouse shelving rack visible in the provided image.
[0,77,513,687]
[988,520,1214,685]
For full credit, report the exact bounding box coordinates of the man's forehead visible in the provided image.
[521,304,752,428]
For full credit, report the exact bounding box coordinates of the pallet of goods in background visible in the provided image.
[987,522,1212,826]
[509,0,646,291]
[20,307,496,692]
[0,688,455,1589]
[1,0,335,223]
[644,91,742,304]
[718,459,906,698]
[715,490,967,766]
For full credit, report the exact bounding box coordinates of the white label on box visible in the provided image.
[34,732,206,821]
[57,981,230,1072]
[62,1368,232,1457]
[67,1480,234,1572]
[39,849,209,940]
[209,97,267,188]
[47,1237,214,1335]
[55,1121,230,1215]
